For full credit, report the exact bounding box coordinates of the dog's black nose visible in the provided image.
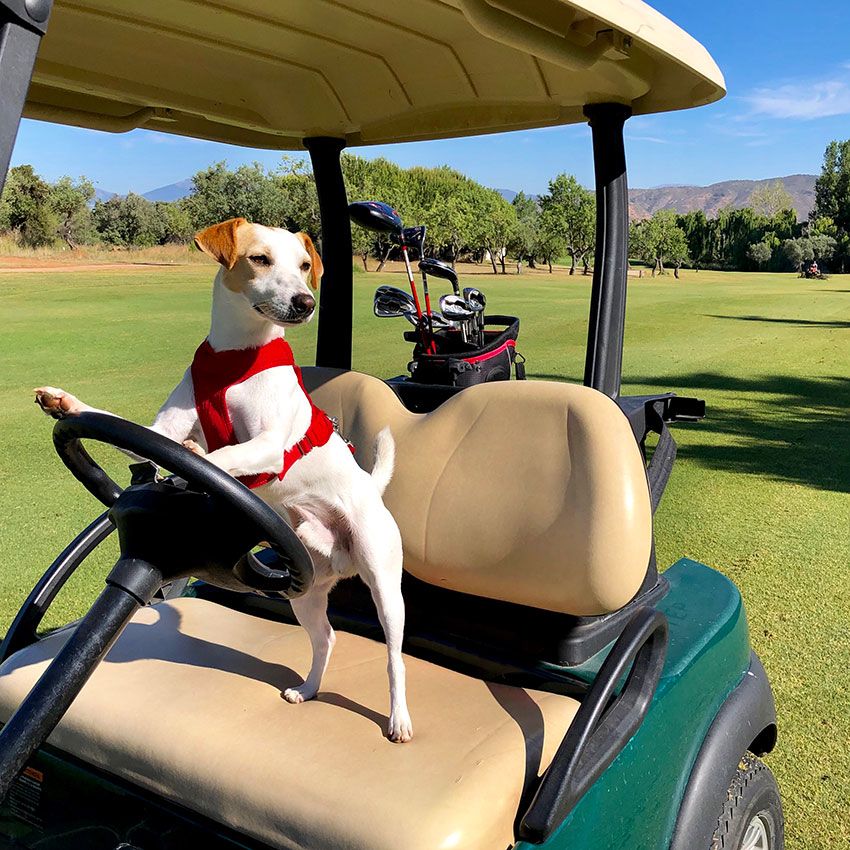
[292,293,316,316]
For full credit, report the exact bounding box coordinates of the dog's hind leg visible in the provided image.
[283,579,336,705]
[360,547,412,743]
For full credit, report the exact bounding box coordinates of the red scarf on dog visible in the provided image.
[191,337,337,489]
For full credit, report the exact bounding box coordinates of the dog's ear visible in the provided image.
[296,232,324,290]
[194,218,248,269]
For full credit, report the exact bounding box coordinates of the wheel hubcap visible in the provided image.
[741,813,770,850]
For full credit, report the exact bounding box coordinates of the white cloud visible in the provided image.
[627,134,669,144]
[744,76,850,120]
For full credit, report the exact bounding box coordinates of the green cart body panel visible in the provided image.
[522,557,752,850]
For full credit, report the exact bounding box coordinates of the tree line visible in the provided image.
[1,141,848,275]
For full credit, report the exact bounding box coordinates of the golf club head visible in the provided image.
[439,293,475,321]
[463,287,486,312]
[374,299,408,319]
[374,285,416,318]
[419,258,459,287]
[375,285,416,307]
[398,225,426,256]
[428,312,454,330]
[349,201,403,235]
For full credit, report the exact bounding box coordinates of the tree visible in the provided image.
[747,240,772,270]
[749,181,795,218]
[539,174,595,274]
[534,206,566,273]
[48,176,95,249]
[341,153,373,269]
[668,233,690,278]
[476,189,518,274]
[155,201,194,244]
[630,210,689,275]
[782,238,813,273]
[510,191,539,268]
[0,164,57,247]
[809,232,837,262]
[425,191,474,268]
[677,210,709,268]
[93,193,161,247]
[185,161,287,229]
[274,156,320,236]
[813,140,850,271]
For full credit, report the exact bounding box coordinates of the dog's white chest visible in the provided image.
[214,365,311,446]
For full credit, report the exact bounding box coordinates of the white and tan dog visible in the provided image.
[34,218,412,742]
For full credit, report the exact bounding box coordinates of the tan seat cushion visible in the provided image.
[0,598,579,850]
[303,370,652,616]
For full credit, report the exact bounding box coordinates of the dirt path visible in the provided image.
[0,260,194,273]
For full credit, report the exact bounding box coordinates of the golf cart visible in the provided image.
[0,1,782,848]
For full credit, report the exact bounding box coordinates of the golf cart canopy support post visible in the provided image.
[305,137,353,371]
[583,103,631,399]
[0,0,51,197]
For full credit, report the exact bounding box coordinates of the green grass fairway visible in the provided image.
[1,266,848,848]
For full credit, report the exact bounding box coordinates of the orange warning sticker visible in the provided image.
[22,767,43,783]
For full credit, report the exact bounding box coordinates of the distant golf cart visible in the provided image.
[801,261,828,280]
[0,2,782,849]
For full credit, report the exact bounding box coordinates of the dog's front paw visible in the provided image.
[33,387,83,419]
[182,439,206,457]
[283,685,317,704]
[387,710,413,743]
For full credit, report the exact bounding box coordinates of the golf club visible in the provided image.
[419,258,460,296]
[374,298,413,320]
[348,200,404,235]
[463,287,487,344]
[399,225,435,344]
[348,201,434,351]
[375,284,416,309]
[374,287,415,317]
[440,294,476,344]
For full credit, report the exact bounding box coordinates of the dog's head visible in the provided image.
[194,218,323,325]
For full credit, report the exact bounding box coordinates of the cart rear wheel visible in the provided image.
[712,754,784,850]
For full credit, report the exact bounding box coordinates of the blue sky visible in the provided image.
[10,0,850,196]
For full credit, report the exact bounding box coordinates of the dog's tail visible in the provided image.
[370,427,395,496]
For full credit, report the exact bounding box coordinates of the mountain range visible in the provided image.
[498,174,816,221]
[95,173,817,221]
[627,174,816,221]
[93,178,194,204]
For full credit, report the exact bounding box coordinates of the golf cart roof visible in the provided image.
[24,0,725,149]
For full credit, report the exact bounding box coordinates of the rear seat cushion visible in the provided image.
[303,370,653,616]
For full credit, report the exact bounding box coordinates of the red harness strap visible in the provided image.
[190,337,338,489]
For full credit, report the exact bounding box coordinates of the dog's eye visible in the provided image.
[301,261,311,273]
[249,254,270,266]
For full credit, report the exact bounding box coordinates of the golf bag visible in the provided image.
[404,315,526,388]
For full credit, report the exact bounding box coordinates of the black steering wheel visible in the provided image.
[0,411,313,801]
[52,411,313,596]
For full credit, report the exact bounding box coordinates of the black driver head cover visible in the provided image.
[348,200,403,234]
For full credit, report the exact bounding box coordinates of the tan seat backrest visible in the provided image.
[302,369,652,616]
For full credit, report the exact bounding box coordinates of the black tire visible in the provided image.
[711,754,784,849]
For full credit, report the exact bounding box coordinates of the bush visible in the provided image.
[20,205,57,248]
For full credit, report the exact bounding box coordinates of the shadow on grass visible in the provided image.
[630,373,850,493]
[705,314,850,329]
[526,370,850,493]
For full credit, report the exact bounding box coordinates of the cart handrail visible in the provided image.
[518,606,669,843]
